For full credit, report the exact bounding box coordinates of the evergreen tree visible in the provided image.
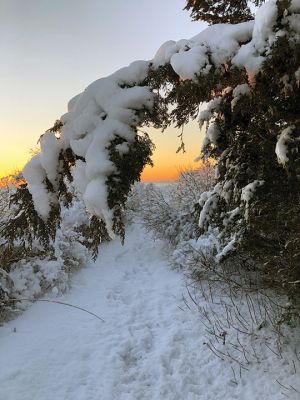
[184,0,264,24]
[149,0,300,298]
[3,0,300,302]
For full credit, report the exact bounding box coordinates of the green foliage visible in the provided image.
[146,1,300,300]
[4,0,300,293]
[184,0,264,24]
[2,184,59,252]
[107,131,155,241]
[1,144,79,255]
[2,121,155,258]
[76,216,110,260]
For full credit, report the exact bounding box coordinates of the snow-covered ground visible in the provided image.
[0,224,299,400]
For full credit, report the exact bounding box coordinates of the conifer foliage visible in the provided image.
[184,0,264,24]
[179,0,300,296]
[3,0,300,300]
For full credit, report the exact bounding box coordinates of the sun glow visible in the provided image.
[0,122,205,184]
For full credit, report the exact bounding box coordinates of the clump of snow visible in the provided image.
[214,180,234,204]
[231,83,251,109]
[223,207,240,227]
[203,122,221,147]
[215,235,237,262]
[290,0,300,12]
[154,22,254,80]
[275,126,295,165]
[284,0,300,35]
[241,180,264,221]
[153,0,296,81]
[23,155,52,219]
[24,61,153,234]
[170,43,212,79]
[198,98,222,129]
[232,0,278,75]
[23,0,300,234]
[152,39,189,68]
[251,0,278,53]
[39,131,62,187]
[241,180,264,203]
[198,98,223,150]
[199,192,219,229]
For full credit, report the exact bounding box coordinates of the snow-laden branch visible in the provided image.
[23,0,300,238]
[24,61,153,236]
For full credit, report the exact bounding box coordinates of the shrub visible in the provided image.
[0,179,90,322]
[127,163,215,249]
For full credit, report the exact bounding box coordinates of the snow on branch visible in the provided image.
[24,61,153,237]
[22,0,300,238]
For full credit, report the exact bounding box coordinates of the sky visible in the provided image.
[0,0,207,181]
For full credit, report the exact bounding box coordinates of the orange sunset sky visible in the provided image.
[0,0,207,181]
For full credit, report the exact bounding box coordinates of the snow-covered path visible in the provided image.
[0,225,298,400]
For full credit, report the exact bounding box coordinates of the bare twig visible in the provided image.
[1,298,105,322]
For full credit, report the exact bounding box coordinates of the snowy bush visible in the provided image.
[3,0,300,311]
[146,0,300,300]
[0,187,9,221]
[6,1,298,295]
[0,181,90,322]
[128,163,215,249]
[170,164,215,212]
[127,162,300,372]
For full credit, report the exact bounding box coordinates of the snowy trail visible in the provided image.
[0,225,297,400]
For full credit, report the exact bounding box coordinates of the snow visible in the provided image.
[153,22,254,80]
[198,98,222,129]
[241,180,264,203]
[291,0,300,12]
[205,122,220,146]
[152,39,189,68]
[215,235,237,262]
[232,0,278,75]
[251,0,278,53]
[22,0,300,232]
[22,155,52,219]
[24,60,153,233]
[199,191,219,229]
[275,126,295,165]
[153,0,295,81]
[1,223,299,400]
[83,178,115,239]
[285,0,300,34]
[231,83,251,109]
